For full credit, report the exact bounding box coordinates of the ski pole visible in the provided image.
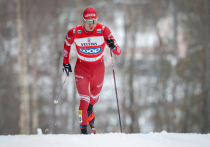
[110,50,123,133]
[54,75,68,104]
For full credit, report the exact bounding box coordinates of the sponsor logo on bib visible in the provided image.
[79,47,101,54]
[81,42,97,46]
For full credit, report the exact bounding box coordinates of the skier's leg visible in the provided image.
[77,84,89,134]
[89,61,105,105]
[88,62,105,133]
[75,68,90,134]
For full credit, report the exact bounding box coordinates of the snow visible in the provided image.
[1,131,210,147]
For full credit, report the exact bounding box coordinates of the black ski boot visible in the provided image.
[87,104,97,134]
[80,125,88,134]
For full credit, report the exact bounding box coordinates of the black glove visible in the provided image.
[106,39,116,50]
[63,63,72,76]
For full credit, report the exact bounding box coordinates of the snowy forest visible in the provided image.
[0,0,210,135]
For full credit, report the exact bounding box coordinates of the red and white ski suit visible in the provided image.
[63,23,121,126]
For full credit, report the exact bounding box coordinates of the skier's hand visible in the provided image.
[106,39,116,50]
[63,63,72,76]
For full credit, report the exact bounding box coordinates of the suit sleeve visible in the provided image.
[103,26,121,56]
[63,28,75,64]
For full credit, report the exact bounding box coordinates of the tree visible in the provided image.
[16,0,30,134]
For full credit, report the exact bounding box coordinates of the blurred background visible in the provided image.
[1,0,210,135]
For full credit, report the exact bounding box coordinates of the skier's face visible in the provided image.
[83,19,97,31]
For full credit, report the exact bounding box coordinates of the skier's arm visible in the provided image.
[63,28,75,75]
[63,28,75,64]
[103,26,121,55]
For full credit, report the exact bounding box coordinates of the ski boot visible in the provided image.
[88,104,97,134]
[80,125,88,134]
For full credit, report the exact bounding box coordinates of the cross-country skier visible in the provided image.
[63,7,121,134]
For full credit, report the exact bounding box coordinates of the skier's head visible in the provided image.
[83,7,97,31]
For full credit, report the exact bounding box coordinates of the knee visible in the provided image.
[89,92,100,105]
[79,99,89,110]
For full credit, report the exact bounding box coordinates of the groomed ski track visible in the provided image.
[0,132,210,147]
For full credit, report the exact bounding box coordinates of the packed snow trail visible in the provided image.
[0,132,210,147]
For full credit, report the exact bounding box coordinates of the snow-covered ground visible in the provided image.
[0,131,210,147]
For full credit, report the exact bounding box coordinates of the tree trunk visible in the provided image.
[201,0,210,133]
[170,0,178,132]
[121,4,131,133]
[16,0,30,135]
[129,32,139,133]
[31,38,39,134]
